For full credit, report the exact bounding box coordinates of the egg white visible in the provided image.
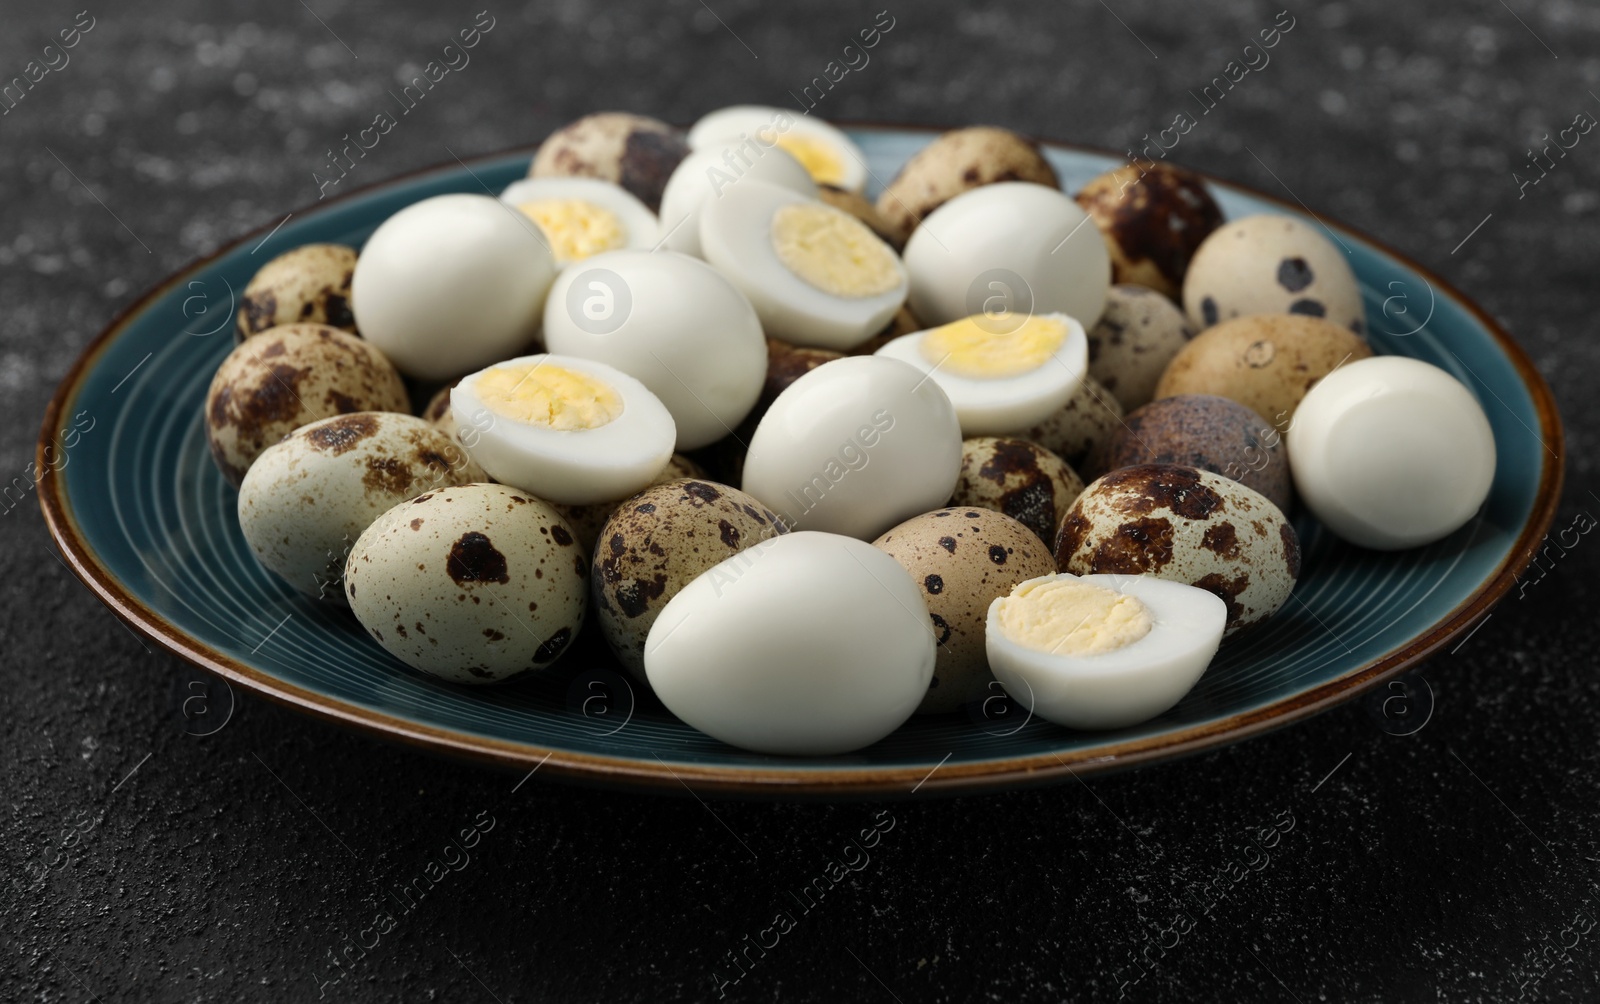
[687,104,868,193]
[497,177,659,261]
[657,146,818,258]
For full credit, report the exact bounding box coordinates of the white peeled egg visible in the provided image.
[874,312,1088,435]
[741,355,962,540]
[351,193,556,381]
[687,105,868,193]
[902,182,1110,330]
[700,180,908,350]
[451,353,675,505]
[497,177,658,263]
[645,531,935,754]
[986,572,1226,730]
[541,249,767,450]
[1287,356,1497,550]
[657,145,818,258]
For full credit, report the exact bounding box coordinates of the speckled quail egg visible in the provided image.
[952,437,1085,547]
[530,111,690,212]
[1020,373,1125,468]
[236,243,359,341]
[1183,215,1366,334]
[873,507,1056,713]
[1074,162,1224,299]
[239,412,485,601]
[548,453,706,555]
[1154,314,1372,430]
[421,380,460,434]
[205,323,409,486]
[820,184,908,250]
[1054,464,1300,635]
[1088,395,1292,513]
[344,483,587,684]
[592,478,788,678]
[1086,285,1196,410]
[875,126,1059,236]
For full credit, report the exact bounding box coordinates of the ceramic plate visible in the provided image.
[38,127,1562,796]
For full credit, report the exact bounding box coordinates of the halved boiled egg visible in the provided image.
[700,180,908,350]
[657,146,818,258]
[498,177,658,265]
[451,353,675,505]
[687,105,868,193]
[985,572,1226,730]
[874,312,1088,435]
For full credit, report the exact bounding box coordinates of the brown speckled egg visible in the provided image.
[952,438,1084,546]
[1087,285,1195,410]
[205,323,409,486]
[530,112,690,212]
[1054,464,1299,635]
[236,244,359,342]
[873,508,1055,713]
[1183,215,1365,334]
[820,184,909,250]
[592,479,788,678]
[1020,374,1125,468]
[1075,162,1224,298]
[549,453,707,554]
[238,412,484,601]
[847,304,922,357]
[1087,395,1291,513]
[344,483,587,684]
[1154,314,1372,430]
[875,126,1058,236]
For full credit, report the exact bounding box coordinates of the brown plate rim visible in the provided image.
[37,126,1565,798]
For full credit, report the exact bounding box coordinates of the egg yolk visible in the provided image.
[995,578,1154,656]
[776,134,847,187]
[920,315,1068,380]
[516,199,626,264]
[476,362,624,431]
[770,204,900,298]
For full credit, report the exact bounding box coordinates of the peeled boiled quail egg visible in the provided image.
[902,182,1110,329]
[351,194,556,381]
[687,105,867,192]
[657,145,817,258]
[741,355,962,540]
[498,177,658,264]
[1288,356,1496,550]
[700,180,908,350]
[874,312,1088,435]
[986,572,1226,729]
[451,353,675,505]
[644,531,935,754]
[541,249,767,450]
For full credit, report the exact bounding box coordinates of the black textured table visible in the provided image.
[6,2,1597,1001]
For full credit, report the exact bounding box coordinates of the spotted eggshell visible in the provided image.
[1075,161,1224,298]
[873,508,1056,713]
[344,483,586,684]
[236,244,359,341]
[1086,285,1195,410]
[239,412,485,601]
[1183,215,1366,334]
[1054,464,1300,635]
[1087,395,1292,513]
[530,112,689,212]
[205,323,410,486]
[875,126,1058,236]
[592,479,788,678]
[952,437,1085,546]
[1019,373,1125,468]
[549,453,708,554]
[1153,314,1372,430]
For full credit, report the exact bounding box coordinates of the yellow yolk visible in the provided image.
[516,199,626,263]
[776,134,847,186]
[995,578,1154,656]
[476,362,624,431]
[770,204,900,298]
[920,315,1068,379]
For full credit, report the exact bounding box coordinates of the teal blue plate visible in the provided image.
[39,128,1562,796]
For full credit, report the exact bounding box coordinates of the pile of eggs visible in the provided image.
[205,105,1497,756]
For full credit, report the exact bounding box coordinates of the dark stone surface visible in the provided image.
[4,1,1598,1000]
